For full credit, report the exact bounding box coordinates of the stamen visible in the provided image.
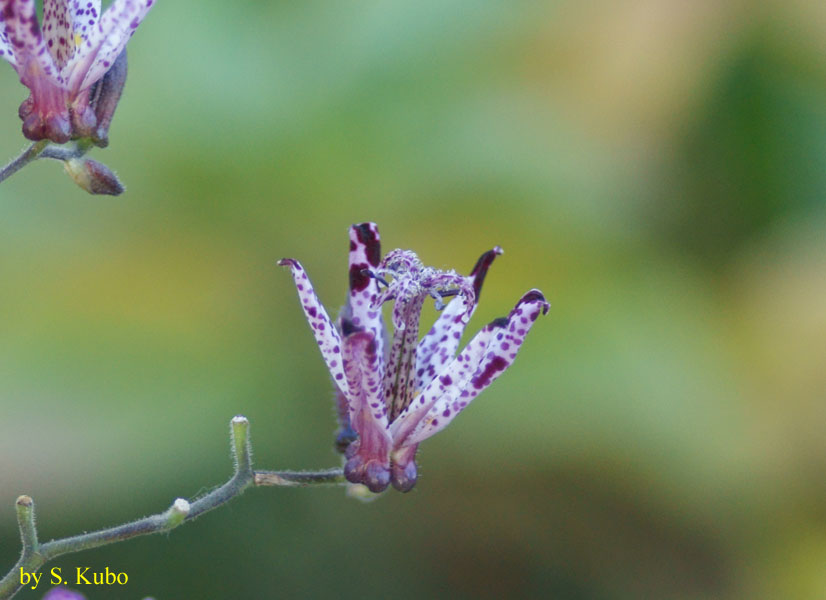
[363,269,389,288]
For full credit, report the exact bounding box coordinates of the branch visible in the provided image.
[0,141,48,185]
[0,415,344,600]
[38,143,90,162]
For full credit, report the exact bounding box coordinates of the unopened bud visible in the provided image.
[64,158,125,196]
[89,50,128,148]
[345,482,383,502]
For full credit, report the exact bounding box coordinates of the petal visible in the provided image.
[390,318,497,445]
[1,0,58,81]
[42,0,75,69]
[469,245,504,301]
[333,388,357,453]
[0,8,18,68]
[278,258,348,395]
[402,289,549,446]
[414,245,503,391]
[342,331,390,432]
[344,222,385,365]
[42,589,86,600]
[342,331,393,493]
[68,0,101,46]
[67,0,153,92]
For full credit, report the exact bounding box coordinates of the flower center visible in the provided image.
[369,249,475,421]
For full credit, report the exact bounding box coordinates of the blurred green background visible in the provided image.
[2,1,825,598]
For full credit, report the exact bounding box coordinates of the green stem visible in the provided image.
[0,141,49,185]
[38,139,92,162]
[255,469,346,486]
[0,416,344,600]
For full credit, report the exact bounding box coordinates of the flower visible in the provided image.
[0,0,154,143]
[41,588,85,600]
[279,223,549,493]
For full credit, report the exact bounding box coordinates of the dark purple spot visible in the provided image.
[491,317,509,329]
[307,307,317,318]
[442,409,451,417]
[519,290,548,311]
[471,355,508,389]
[353,223,381,266]
[349,263,370,292]
[440,375,452,386]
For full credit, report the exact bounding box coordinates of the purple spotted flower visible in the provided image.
[41,588,85,600]
[0,0,154,143]
[279,223,549,493]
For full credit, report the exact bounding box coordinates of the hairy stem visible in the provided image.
[0,416,344,600]
[38,140,92,162]
[255,469,345,486]
[0,141,48,185]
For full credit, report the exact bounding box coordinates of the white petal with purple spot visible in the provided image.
[278,258,348,396]
[414,293,472,391]
[2,0,59,83]
[342,331,390,433]
[346,223,385,366]
[390,321,496,445]
[69,0,153,91]
[0,8,18,68]
[42,0,75,69]
[69,0,101,48]
[404,289,549,445]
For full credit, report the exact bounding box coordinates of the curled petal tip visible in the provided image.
[470,245,504,299]
[519,289,550,315]
[277,258,296,267]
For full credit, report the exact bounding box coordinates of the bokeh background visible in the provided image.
[2,1,825,598]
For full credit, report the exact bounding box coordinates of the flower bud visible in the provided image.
[64,158,125,196]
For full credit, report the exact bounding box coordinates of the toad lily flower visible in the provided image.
[279,223,549,493]
[0,0,154,143]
